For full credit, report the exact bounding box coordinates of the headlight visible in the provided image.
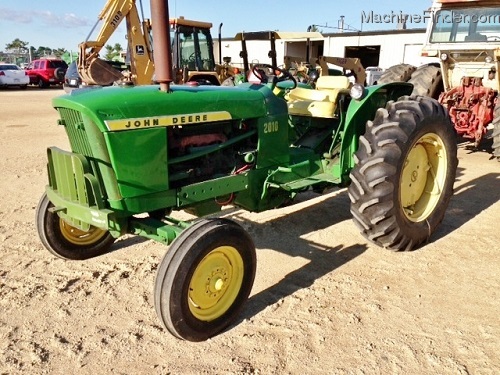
[440,53,448,61]
[350,83,365,100]
[485,56,493,63]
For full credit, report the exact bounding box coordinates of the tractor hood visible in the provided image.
[52,83,286,133]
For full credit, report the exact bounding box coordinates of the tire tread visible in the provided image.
[348,96,458,251]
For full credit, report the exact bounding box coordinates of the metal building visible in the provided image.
[214,28,433,71]
[322,28,431,69]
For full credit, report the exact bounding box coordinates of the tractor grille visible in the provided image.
[58,108,94,157]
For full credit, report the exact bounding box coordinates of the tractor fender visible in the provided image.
[338,82,414,180]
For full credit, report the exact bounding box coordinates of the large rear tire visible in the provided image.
[378,64,416,84]
[408,65,443,99]
[348,96,458,251]
[154,218,256,341]
[35,193,115,260]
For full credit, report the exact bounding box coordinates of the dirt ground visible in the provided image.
[0,87,499,375]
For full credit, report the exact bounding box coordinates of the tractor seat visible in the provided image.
[287,76,351,118]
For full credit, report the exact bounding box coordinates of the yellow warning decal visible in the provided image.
[105,111,232,131]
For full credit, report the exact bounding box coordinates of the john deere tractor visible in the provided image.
[35,0,458,342]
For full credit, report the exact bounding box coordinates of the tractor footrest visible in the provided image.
[278,173,340,191]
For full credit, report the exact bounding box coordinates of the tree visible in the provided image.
[53,48,67,57]
[104,43,123,61]
[3,39,68,64]
[5,38,29,54]
[307,25,323,33]
[36,46,53,57]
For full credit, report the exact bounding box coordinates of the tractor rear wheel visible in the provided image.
[408,65,443,99]
[378,64,416,84]
[492,102,500,160]
[348,96,458,251]
[154,218,256,341]
[35,193,115,260]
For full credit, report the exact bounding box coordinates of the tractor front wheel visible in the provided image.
[35,193,115,260]
[154,218,256,341]
[348,96,458,250]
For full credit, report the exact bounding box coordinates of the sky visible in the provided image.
[0,0,434,52]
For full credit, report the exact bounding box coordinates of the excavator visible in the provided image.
[314,56,366,84]
[78,0,229,86]
[283,55,367,86]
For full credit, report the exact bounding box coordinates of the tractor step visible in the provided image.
[276,173,341,191]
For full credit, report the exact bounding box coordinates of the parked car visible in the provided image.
[26,58,68,88]
[63,62,82,93]
[0,63,29,89]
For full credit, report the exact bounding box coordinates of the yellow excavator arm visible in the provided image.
[315,56,366,85]
[283,55,366,85]
[78,0,154,86]
[283,56,310,71]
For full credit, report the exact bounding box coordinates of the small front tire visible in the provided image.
[35,193,115,260]
[154,218,256,341]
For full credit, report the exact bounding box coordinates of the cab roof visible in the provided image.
[234,31,323,41]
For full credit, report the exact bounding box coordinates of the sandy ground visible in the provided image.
[0,87,499,375]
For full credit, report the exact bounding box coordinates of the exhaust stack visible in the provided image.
[150,0,173,92]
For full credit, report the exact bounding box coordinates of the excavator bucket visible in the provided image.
[79,58,123,86]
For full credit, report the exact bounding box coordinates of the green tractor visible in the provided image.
[35,0,458,342]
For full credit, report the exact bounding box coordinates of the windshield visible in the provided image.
[173,26,215,71]
[48,60,68,69]
[430,7,500,43]
[0,64,20,70]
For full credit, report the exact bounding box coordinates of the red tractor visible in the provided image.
[379,0,500,158]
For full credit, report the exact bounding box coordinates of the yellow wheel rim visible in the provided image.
[400,132,448,222]
[59,219,108,246]
[188,246,244,322]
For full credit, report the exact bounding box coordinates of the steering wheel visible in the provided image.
[250,63,297,90]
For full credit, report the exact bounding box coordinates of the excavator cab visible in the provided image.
[174,26,215,71]
[170,17,220,85]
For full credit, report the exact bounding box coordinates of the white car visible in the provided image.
[0,63,29,89]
